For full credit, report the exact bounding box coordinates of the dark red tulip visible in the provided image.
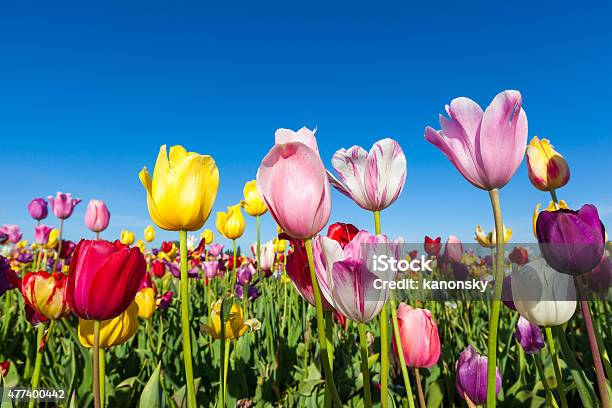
[151,260,166,278]
[508,246,529,266]
[59,240,76,259]
[327,222,359,248]
[0,361,9,377]
[24,303,48,326]
[588,256,612,293]
[161,241,174,254]
[424,236,442,256]
[0,256,20,296]
[67,240,146,320]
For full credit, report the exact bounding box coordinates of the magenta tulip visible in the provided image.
[28,198,48,221]
[48,192,81,220]
[34,225,53,245]
[84,199,111,233]
[392,303,441,368]
[0,225,22,244]
[425,90,528,190]
[257,127,331,240]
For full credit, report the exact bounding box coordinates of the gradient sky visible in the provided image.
[1,0,610,250]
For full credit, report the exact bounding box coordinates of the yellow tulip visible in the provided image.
[241,180,267,217]
[273,237,287,253]
[144,225,156,242]
[120,229,135,245]
[526,136,570,191]
[216,204,246,240]
[134,240,146,254]
[17,240,28,249]
[78,301,139,349]
[46,229,59,249]
[532,200,569,237]
[200,229,214,245]
[201,300,260,340]
[139,145,219,231]
[474,225,512,248]
[135,287,157,319]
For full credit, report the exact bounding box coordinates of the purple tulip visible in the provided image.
[34,225,53,245]
[16,252,33,264]
[452,262,469,281]
[236,263,255,285]
[588,256,612,293]
[0,225,22,244]
[502,274,516,310]
[425,90,528,190]
[235,283,260,301]
[203,261,221,279]
[456,345,501,405]
[514,316,545,354]
[157,291,174,310]
[27,198,48,221]
[536,204,605,276]
[208,243,224,258]
[48,192,81,220]
[0,256,20,297]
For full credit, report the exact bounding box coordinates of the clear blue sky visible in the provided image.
[1,0,610,249]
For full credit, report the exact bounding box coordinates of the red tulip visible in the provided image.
[508,246,529,266]
[67,240,146,321]
[327,222,359,248]
[161,241,174,254]
[21,271,70,320]
[151,260,166,278]
[392,303,440,368]
[0,361,9,377]
[424,236,441,256]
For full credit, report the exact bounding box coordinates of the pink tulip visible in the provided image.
[392,303,441,368]
[315,230,402,322]
[444,235,463,263]
[0,225,22,244]
[34,225,53,245]
[84,199,111,233]
[48,192,81,220]
[328,138,407,211]
[425,90,528,190]
[257,127,331,240]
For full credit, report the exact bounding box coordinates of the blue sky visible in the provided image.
[1,0,610,250]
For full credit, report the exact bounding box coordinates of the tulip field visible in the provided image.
[1,90,611,408]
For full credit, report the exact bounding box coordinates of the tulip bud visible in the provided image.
[135,287,156,319]
[392,303,440,368]
[526,136,570,191]
[424,236,441,256]
[28,198,48,221]
[216,204,246,240]
[200,229,213,245]
[84,199,111,233]
[21,271,70,320]
[241,180,268,217]
[201,299,260,340]
[444,235,463,263]
[120,230,135,245]
[48,192,81,220]
[0,361,9,377]
[508,246,529,266]
[273,238,286,253]
[512,258,576,326]
[46,229,59,249]
[134,240,145,254]
[78,301,139,348]
[143,225,156,242]
[456,345,501,405]
[259,241,275,272]
[514,316,545,354]
[34,225,53,245]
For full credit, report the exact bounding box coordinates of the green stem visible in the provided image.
[390,297,415,408]
[223,339,230,402]
[358,323,373,408]
[486,189,504,408]
[545,327,568,408]
[219,329,226,408]
[232,239,237,290]
[99,348,106,408]
[373,210,388,408]
[414,369,426,408]
[53,219,64,273]
[304,238,342,408]
[324,311,335,408]
[179,230,197,408]
[92,320,101,408]
[256,215,261,274]
[28,324,46,408]
[534,353,558,408]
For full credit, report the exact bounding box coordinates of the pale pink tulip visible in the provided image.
[84,199,111,233]
[425,90,528,190]
[257,127,331,240]
[444,235,463,263]
[392,303,441,368]
[328,138,406,211]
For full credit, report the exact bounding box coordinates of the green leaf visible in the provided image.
[139,363,161,408]
[426,381,444,408]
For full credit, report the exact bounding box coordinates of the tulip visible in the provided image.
[151,260,166,278]
[134,240,145,253]
[234,283,260,301]
[0,233,6,245]
[326,222,359,248]
[46,229,59,249]
[84,200,111,234]
[120,230,135,246]
[48,192,81,220]
[536,204,605,276]
[259,241,275,272]
[526,136,570,191]
[0,225,22,244]
[24,303,47,326]
[474,225,512,248]
[508,246,529,266]
[533,200,569,237]
[511,258,576,326]
[328,138,407,211]
[28,198,48,221]
[144,225,156,242]
[139,145,219,231]
[78,301,139,348]
[588,256,612,293]
[156,291,174,310]
[241,180,267,216]
[67,240,147,321]
[21,271,70,320]
[424,236,441,256]
[273,238,286,253]
[1,256,20,297]
[0,361,9,377]
[514,316,545,354]
[135,287,156,319]
[201,229,213,245]
[392,303,440,368]
[201,299,260,340]
[257,127,331,240]
[456,345,501,405]
[209,243,224,257]
[161,241,176,255]
[443,235,463,263]
[204,261,221,279]
[59,240,76,259]
[425,90,528,190]
[34,225,53,245]
[236,263,255,285]
[216,204,246,240]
